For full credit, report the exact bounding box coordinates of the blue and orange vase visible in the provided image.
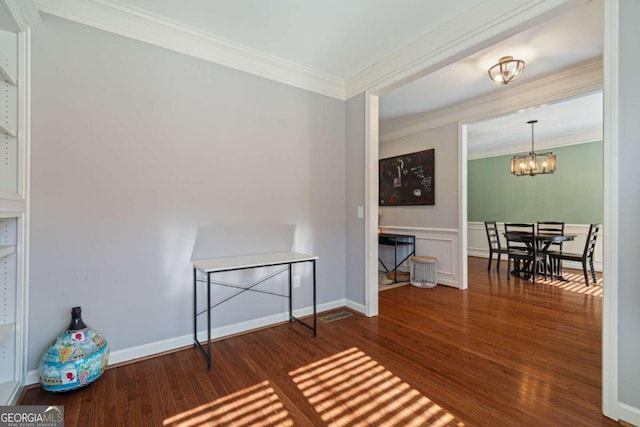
[38,306,109,392]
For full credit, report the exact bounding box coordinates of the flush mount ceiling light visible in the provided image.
[488,56,525,85]
[510,120,557,177]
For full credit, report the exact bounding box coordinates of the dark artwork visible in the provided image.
[379,149,435,206]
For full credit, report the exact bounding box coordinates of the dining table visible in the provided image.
[503,231,576,281]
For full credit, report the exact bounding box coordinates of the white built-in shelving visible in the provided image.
[0,323,15,346]
[0,14,27,405]
[0,381,20,400]
[0,62,16,137]
[0,122,16,138]
[0,381,20,408]
[0,217,19,405]
[0,244,15,258]
[0,62,16,86]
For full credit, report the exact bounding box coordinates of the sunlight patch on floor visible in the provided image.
[543,271,603,297]
[163,380,293,427]
[518,366,552,406]
[289,347,465,427]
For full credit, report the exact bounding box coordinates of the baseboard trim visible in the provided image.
[619,402,640,426]
[25,299,346,386]
[345,299,366,314]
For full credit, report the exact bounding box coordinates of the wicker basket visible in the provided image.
[386,270,410,282]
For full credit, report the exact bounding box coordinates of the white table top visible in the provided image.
[193,251,318,273]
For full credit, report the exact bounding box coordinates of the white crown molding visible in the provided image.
[30,0,587,102]
[468,128,603,160]
[345,0,583,99]
[1,0,41,32]
[33,0,345,100]
[380,58,603,143]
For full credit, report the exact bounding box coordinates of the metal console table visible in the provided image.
[378,233,416,283]
[193,251,318,370]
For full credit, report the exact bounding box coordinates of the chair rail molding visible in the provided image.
[379,225,460,288]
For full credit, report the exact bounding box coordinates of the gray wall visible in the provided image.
[379,123,458,229]
[345,94,365,305]
[29,15,346,369]
[618,0,640,409]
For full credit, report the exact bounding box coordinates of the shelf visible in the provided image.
[0,380,20,406]
[0,122,16,137]
[0,245,15,259]
[0,23,22,410]
[0,323,15,346]
[0,63,16,87]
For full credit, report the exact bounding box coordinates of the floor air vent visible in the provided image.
[320,311,353,323]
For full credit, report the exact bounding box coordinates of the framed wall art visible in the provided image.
[379,148,435,206]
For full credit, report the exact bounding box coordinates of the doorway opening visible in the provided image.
[363,0,617,419]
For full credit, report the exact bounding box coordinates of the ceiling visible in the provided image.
[379,0,603,120]
[109,0,483,80]
[27,0,603,149]
[467,91,603,159]
[378,0,604,156]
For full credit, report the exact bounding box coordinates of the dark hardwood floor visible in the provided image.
[20,256,616,426]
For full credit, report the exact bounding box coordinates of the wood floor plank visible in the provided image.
[20,257,616,426]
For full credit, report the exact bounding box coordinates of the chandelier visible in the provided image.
[488,56,525,85]
[510,120,557,177]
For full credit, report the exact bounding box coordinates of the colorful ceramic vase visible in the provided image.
[38,306,109,392]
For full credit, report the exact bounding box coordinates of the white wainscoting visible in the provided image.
[467,222,603,271]
[379,226,460,288]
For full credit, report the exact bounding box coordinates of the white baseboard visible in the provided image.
[25,299,346,386]
[435,280,459,288]
[345,299,365,314]
[619,402,640,426]
[468,248,489,259]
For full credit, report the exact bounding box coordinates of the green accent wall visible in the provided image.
[468,141,603,223]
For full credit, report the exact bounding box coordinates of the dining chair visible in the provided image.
[537,221,565,276]
[504,223,545,283]
[548,224,600,286]
[484,221,507,272]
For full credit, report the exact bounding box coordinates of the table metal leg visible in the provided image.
[383,238,416,283]
[393,241,398,282]
[288,263,292,323]
[207,272,212,371]
[194,257,317,371]
[193,268,197,347]
[313,259,317,336]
